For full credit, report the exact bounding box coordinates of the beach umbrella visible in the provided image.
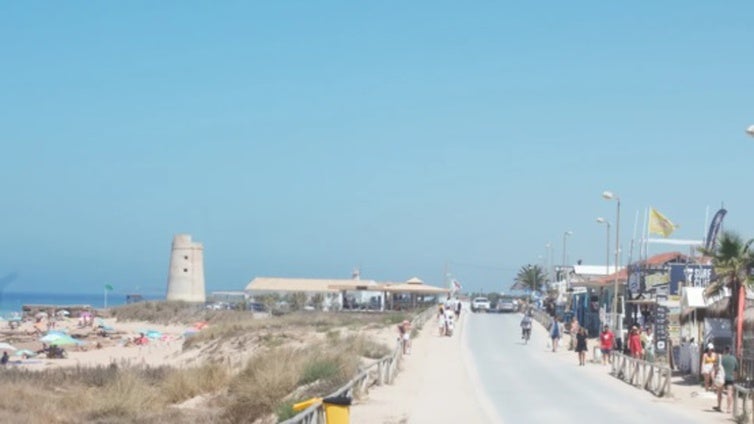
[35,312,48,319]
[0,342,17,351]
[40,333,66,343]
[47,335,82,346]
[14,349,36,357]
[145,330,162,340]
[56,310,70,316]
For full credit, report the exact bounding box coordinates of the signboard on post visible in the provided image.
[669,264,714,294]
[655,304,670,356]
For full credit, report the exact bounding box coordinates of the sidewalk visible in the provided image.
[349,311,499,424]
[544,334,733,423]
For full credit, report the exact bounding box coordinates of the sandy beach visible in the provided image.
[0,310,407,372]
[0,316,201,370]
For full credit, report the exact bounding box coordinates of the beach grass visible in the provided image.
[110,301,206,324]
[182,310,410,350]
[223,338,360,423]
[0,309,407,423]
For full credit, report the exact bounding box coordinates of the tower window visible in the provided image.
[183,268,188,273]
[184,256,189,260]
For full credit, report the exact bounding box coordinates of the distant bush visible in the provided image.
[111,301,206,324]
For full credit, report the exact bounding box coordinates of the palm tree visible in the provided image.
[699,231,754,359]
[514,264,548,294]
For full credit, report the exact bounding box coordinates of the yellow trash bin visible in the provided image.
[292,397,322,412]
[322,395,352,424]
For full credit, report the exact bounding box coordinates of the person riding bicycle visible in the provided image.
[520,313,533,340]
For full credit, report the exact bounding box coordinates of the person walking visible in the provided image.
[701,343,718,392]
[437,307,446,336]
[715,346,738,413]
[628,326,643,359]
[444,308,455,336]
[643,327,655,362]
[520,313,533,342]
[550,318,562,352]
[569,317,580,351]
[600,325,615,365]
[398,320,411,354]
[575,327,588,366]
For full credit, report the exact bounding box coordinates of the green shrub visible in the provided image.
[276,400,298,421]
[299,358,340,385]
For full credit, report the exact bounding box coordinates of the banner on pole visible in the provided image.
[704,208,727,252]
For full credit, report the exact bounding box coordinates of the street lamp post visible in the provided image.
[545,242,553,282]
[602,191,621,340]
[562,231,573,268]
[562,231,573,289]
[596,217,611,276]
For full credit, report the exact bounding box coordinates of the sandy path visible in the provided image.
[350,310,500,423]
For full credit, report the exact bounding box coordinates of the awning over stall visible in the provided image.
[682,287,706,311]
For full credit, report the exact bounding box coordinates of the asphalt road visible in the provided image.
[464,312,718,424]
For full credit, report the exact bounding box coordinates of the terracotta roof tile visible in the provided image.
[595,251,692,285]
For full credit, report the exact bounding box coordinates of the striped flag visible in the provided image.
[649,207,677,238]
[452,279,462,291]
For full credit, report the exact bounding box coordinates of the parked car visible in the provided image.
[471,297,491,313]
[248,302,267,313]
[494,299,517,313]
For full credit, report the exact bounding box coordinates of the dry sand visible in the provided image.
[0,312,408,372]
[350,311,501,424]
[1,317,200,369]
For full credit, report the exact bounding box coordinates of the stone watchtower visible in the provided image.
[166,234,206,303]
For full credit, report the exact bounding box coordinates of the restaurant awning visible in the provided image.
[378,277,449,295]
[682,287,706,309]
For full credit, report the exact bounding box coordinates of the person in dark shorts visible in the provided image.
[599,325,615,365]
[549,318,562,352]
[715,346,738,413]
[575,327,588,366]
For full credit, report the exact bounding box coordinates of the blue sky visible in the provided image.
[2,2,753,295]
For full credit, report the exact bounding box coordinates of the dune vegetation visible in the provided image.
[2,303,413,424]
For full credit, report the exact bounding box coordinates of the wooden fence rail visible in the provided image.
[733,384,754,423]
[610,353,672,397]
[280,307,434,424]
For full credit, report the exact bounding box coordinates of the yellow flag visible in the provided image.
[649,207,677,237]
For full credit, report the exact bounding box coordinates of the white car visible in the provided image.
[471,297,491,313]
